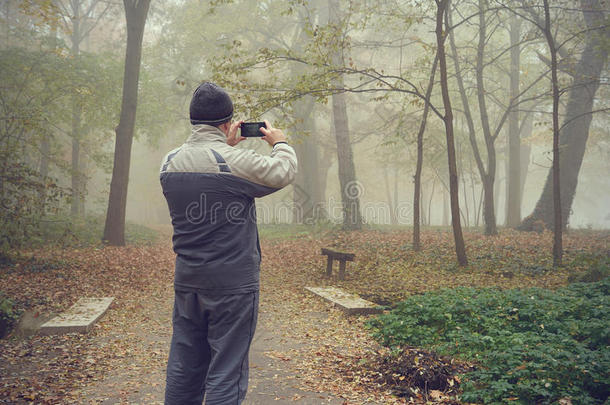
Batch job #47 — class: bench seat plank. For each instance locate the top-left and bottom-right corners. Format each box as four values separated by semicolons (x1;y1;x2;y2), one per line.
320;248;355;261
39;297;114;335
305;287;382;315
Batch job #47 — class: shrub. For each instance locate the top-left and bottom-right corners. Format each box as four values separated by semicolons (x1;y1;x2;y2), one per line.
0;161;66;253
567;253;610;283
0;293;20;339
367;278;610;404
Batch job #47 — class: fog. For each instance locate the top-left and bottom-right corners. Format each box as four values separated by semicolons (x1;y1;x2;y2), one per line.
1;0;608;244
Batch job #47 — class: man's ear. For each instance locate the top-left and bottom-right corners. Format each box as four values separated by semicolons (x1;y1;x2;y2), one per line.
218;122;230;135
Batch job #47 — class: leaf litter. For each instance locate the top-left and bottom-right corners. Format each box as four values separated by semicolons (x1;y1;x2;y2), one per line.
0;227;607;404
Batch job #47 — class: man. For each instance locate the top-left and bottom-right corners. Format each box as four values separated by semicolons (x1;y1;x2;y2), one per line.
160;82;297;404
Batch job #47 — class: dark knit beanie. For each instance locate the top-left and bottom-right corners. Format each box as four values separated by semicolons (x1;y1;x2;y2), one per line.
189;82;234;125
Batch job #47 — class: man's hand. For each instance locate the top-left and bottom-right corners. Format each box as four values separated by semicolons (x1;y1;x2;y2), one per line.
226;120;246;146
260;120;287;147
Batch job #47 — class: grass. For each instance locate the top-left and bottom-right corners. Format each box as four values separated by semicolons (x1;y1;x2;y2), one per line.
258;222;337;240
35;214;160;248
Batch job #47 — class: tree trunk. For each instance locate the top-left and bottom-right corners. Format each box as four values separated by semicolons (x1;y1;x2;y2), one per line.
469;159;478;227
475;0;497;235
520;149;531;203
328;0;362;230
292;138;322;223
519;0;607;233
505;16;522;227
67;0;108;217
458;142;470;227
78;151;87;215
103;0;151;245
290;8;325;225
39;23;57;215
541;0;562;266
382;164;397;225
70;1;82;217
318;147;332;212
292;96;324;224
449;5;486;232
428;177;436;226
437;0;468;266
393;166;399;224
331;90;362;230
442;189;449;226
413;54;438;250
421;186;427;227
476;186;484;227
494;169;502;224
38;134;51;214
483;177;496;232
519;113;533;202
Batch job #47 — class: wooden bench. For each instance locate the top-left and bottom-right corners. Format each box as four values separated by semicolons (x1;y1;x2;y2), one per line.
321;248;355;280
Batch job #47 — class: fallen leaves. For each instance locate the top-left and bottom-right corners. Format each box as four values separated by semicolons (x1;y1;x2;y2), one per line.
356;346;472;402
0;227;607;404
264;350;292;362
0;236;175;404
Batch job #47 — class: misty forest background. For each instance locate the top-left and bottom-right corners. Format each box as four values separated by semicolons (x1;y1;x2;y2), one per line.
0;0;609;403
1;0;608;255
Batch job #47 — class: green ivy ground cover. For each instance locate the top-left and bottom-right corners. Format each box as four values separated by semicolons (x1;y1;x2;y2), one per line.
367;278;610;404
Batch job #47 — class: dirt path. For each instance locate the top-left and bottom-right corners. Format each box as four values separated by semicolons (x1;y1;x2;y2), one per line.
77;289;346;404
1;238;397;404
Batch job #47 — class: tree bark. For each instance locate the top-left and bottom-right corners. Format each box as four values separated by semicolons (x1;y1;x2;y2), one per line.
38;134;51;214
67;0;109;217
318;147;333;213
328;0;362;230
515;112;532;212
70;0;82;217
39;23;58;214
449;5;487;233
292;97;324;223
103;0;151;245
437;0;468;266
505;16;522;227
475;0;497;235
290;7;325;224
413;54;438;250
331;89;362;230
519;0;608;233
382;164;397;224
541;0;562;266
78;151;87;215
428;177;436;226
458;141;470;227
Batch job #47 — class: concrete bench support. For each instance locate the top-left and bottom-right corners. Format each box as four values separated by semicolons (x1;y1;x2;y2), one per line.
39;297;114;335
305;287;382;315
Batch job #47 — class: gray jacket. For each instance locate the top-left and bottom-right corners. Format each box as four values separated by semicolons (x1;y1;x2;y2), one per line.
160;124;297;294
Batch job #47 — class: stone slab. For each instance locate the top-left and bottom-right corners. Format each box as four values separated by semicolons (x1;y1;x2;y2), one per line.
39;297;114;335
305;287;382;315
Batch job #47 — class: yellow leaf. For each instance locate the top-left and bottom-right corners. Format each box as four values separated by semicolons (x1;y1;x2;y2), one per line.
429;390;443;399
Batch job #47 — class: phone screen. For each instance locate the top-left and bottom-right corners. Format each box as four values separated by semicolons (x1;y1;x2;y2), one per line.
241;122;265;137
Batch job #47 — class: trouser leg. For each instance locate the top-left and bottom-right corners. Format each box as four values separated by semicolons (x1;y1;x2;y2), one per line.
165;291;210;405
204;291;259;405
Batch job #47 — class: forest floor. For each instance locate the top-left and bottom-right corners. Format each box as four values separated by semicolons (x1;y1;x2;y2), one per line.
0;225;607;404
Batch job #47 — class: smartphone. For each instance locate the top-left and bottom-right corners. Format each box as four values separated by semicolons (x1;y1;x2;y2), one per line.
240;122;266;137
